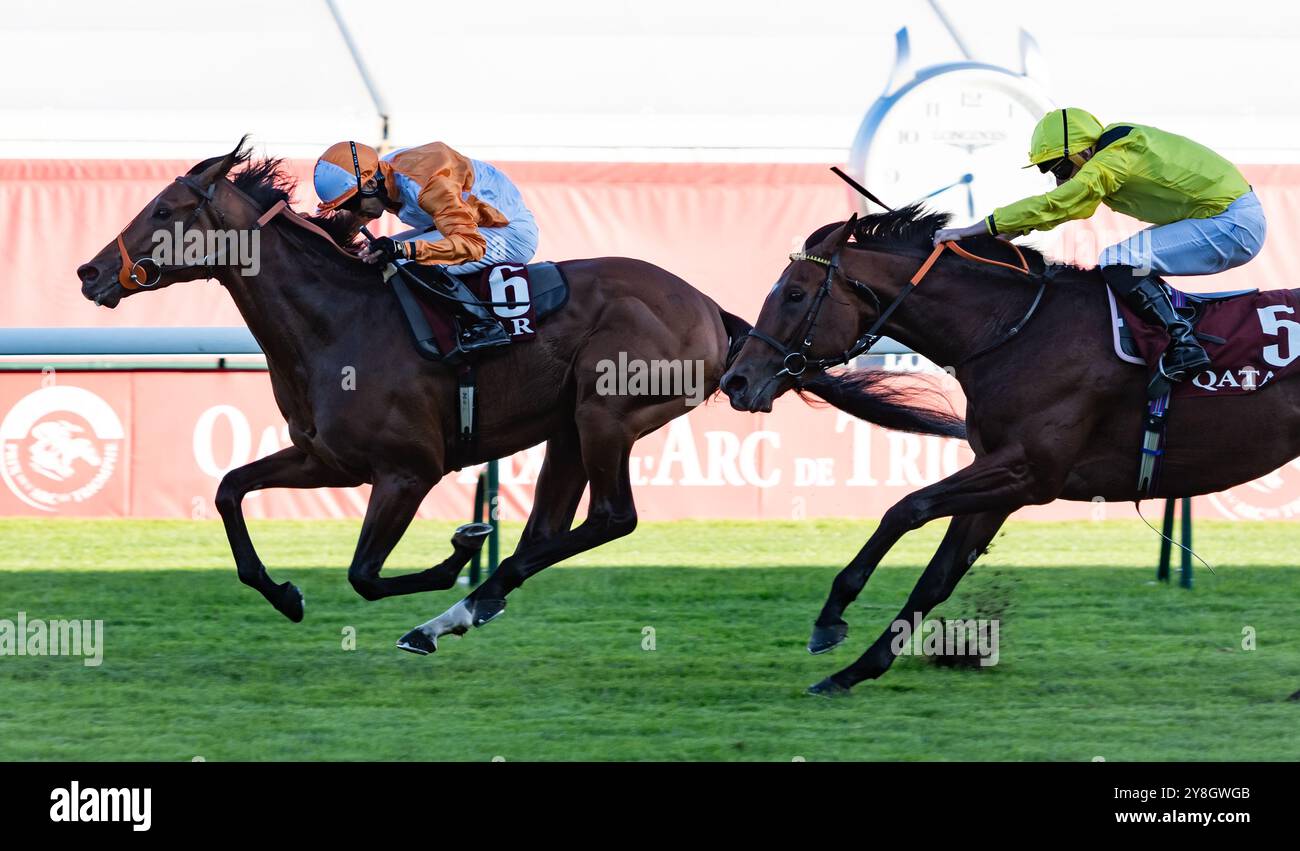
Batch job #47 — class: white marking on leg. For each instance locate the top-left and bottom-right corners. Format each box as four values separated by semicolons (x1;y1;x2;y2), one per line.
419;598;476;638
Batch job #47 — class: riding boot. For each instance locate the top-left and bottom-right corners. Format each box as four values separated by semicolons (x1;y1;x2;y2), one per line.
1101;264;1211;381
424;265;511;352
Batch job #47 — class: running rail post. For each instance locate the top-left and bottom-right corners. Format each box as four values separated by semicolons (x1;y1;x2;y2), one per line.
486;460;500;576
469;471;486;586
1156;498;1193;590
1157;498;1175;582
468;460;500;585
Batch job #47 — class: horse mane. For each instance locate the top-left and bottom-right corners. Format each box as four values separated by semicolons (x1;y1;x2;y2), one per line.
806;203;1081;280
194;139;365;254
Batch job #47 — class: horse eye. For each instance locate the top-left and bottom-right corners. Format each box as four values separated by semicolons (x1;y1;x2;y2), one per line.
153;205;172;220
787;288;805;303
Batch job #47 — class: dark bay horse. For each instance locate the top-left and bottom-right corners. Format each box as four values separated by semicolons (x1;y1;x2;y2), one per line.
75;140;964;658
722;205;1300;695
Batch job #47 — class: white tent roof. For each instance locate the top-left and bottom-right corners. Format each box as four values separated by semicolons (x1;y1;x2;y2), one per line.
4;0;1299;162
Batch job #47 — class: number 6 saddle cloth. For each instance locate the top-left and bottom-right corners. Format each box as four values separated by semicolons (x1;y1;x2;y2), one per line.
389;261;570;363
1109;283;1300;399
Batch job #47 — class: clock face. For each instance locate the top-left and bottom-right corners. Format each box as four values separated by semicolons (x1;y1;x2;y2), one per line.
852;68;1056;231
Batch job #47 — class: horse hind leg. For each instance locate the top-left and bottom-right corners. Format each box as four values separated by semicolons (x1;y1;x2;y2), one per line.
388;430;587;629
397;428;591;654
397;413;636;655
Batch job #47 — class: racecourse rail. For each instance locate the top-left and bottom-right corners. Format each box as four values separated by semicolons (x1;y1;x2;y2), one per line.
0;328;919;368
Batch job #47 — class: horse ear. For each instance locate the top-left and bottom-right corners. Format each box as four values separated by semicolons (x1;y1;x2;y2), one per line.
188;134;252;186
837;213;859;248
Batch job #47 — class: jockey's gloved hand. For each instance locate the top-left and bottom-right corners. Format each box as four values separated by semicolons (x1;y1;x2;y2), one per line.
370;237;410;264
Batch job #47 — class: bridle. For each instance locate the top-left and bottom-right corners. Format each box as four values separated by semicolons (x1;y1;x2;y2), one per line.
746;219;1043;383
745;215;882;379
114;174;228;290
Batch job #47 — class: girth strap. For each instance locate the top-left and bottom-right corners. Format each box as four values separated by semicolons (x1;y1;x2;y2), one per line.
458;364;478;446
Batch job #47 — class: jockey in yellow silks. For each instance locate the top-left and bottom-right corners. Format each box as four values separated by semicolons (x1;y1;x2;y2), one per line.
314;140;540;351
935;108;1266;383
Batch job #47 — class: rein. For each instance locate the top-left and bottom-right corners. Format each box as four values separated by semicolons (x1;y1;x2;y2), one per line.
747;233;1046;382
115;175;228;290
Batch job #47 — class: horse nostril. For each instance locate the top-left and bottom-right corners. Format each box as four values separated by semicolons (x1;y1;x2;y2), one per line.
722;372;748;397
77;264;101;285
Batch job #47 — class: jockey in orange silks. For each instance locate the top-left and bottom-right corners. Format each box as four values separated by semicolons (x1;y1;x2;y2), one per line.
314;140;539;351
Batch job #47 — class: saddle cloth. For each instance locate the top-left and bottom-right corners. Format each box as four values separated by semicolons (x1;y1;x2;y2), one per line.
389;261;570;362
1109;283;1300;398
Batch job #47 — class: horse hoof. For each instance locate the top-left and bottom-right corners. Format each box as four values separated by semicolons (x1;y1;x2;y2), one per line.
806;677;852;698
472;599;507;627
808;622;848;655
452;522;493;552
396;628;437;656
276;582;305;623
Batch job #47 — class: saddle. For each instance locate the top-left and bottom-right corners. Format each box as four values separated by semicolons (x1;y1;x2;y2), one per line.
387;260;570;366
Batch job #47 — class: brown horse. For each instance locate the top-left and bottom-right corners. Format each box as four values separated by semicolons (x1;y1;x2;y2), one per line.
75;140;965;657
722;205;1300;695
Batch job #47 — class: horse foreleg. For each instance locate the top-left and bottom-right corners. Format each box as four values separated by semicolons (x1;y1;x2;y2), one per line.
810;509;1011;695
810;448;1031;653
215;446;362;621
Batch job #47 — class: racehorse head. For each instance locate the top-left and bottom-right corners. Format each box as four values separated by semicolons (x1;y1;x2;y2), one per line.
76;136;268;308
721;217;873;412
723;203;1045;416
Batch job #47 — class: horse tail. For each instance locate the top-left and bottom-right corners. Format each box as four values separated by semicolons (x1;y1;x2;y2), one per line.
799;369;967;440
717;308;753;368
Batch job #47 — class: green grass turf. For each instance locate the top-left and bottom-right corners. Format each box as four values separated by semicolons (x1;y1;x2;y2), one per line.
0;517;1295;761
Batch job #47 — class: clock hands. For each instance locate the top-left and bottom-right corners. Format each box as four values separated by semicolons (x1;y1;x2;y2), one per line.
919;172;973;201
916;173;976;217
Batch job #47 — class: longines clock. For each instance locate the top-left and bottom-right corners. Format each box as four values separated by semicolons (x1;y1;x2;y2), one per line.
849;28;1056;228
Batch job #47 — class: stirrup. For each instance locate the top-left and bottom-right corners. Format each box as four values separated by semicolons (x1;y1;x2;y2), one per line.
457;321;511;352
1147;361;1175;399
